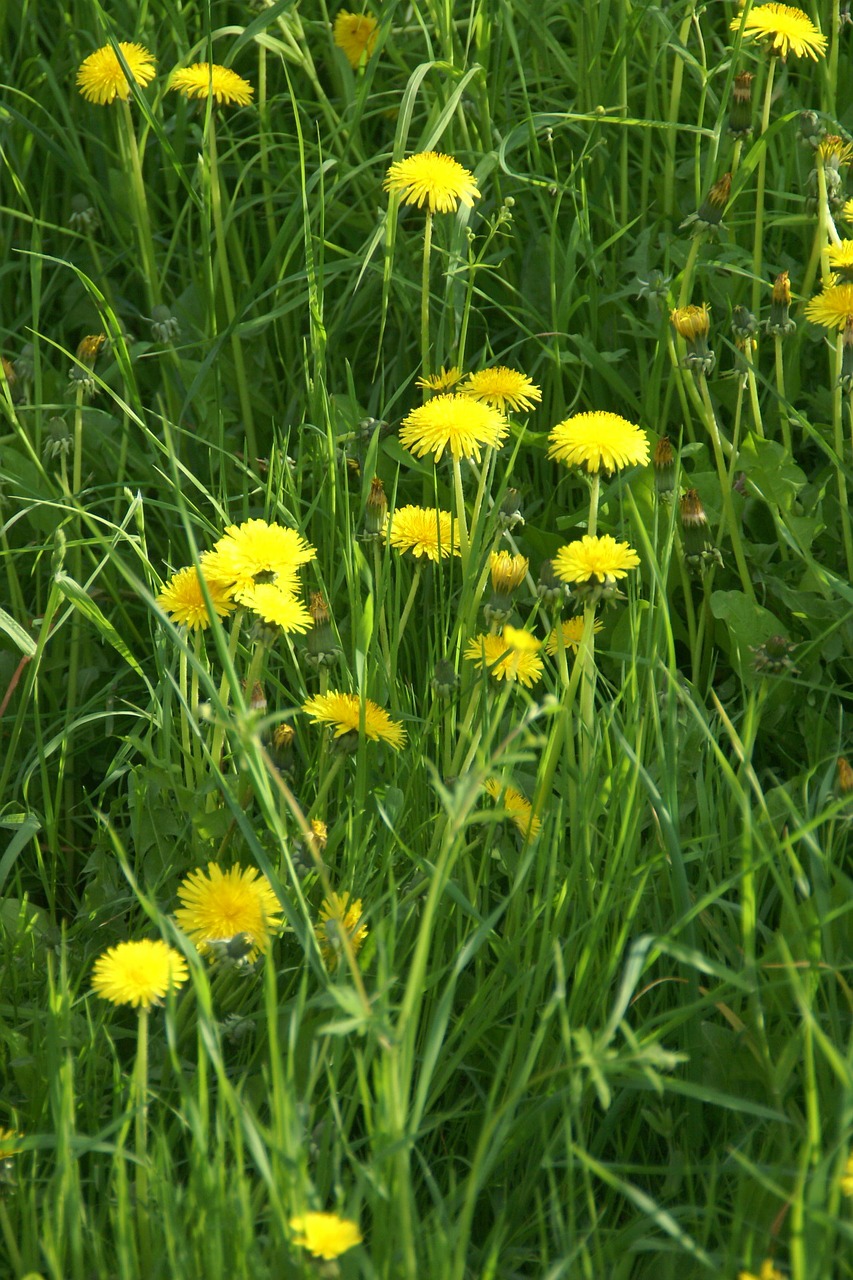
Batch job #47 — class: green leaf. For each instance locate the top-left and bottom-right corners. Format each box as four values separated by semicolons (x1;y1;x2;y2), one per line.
0;607;36;656
54;572;144;678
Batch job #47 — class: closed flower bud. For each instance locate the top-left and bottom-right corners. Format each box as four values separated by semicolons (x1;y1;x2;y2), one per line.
798;110;825;149
485;551;529;625
767;271;796;336
653;435;677;501
727;72;754;138
680;488;723;574
69;193;99;233
150;305;180;343
272;722;296;772
751;634;799;676
681;173;732;235
305;592;340;668
536;558;570;609
76;333;106;367
671;304;716;375
498;487;524;530
431;658;460;699
837;756;853;795
363;476;388;539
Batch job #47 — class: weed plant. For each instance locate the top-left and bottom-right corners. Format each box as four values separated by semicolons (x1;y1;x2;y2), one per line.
0;0;852;1277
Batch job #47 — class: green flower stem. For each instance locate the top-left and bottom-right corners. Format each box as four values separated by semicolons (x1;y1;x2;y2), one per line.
751;56;776;317
773;334;792;456
0;1201;23;1275
256;43;277;247
420;210;434;384
741;342;764;441
451;456;471;577
309;751;345;819
207;608;245;800
206;115;258;466
179;644;194;792
373;541;393;687
133;1006;151;1273
663;4;696;220
831;335;853;580
118;101;160;314
676;235;702;311
577;604;599;773
396;558;424;650
698;376;755;602
587;469;601;536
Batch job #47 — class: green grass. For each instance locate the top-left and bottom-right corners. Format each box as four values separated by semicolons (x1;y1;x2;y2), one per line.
1;0;852;1276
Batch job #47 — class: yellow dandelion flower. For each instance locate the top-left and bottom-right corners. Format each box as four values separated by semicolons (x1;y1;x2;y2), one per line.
303;691;406;749
460;367;542;413
156;565;236;630
817;135;853;167
826;240;853;279
333;10;379;68
384;151;480;214
240;583;313;633
399;393;508;463
416;365;463;392
547;410;649;474
804;281;853;330
77;42;156;105
0;1128;22;1161
544;615;604;655
386;505;460;560
489;550;528;594
169;63;253;106
730;2;827;59
203;519;316;602
738;1262;785;1280
76;333;107;365
91;939;189;1009
175;863;283;962
289;1211;363;1260
843;199;853;222
315;892;368;967
670;303;711;342
553;534;640;585
464;629;543;687
484;777;542;840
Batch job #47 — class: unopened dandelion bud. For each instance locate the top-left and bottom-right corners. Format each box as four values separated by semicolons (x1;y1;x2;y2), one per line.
680;488;722;574
431;658;460;699
837;756;853;795
751;634;799;676
363;476;388;539
246;681;267;714
76;333;106;367
497;487;524;530
732;305;758;343
681;173;732;235
0;356;16;391
43;417;73;463
305;592;340;668
727;72;754;138
842;0;853;27
653;435;677;501
798;110;825;149
150;304;180;343
670;304;715;375
69;194;99;233
536;558;570;609
767;271;796;336
14;344;34;382
485;550;528;625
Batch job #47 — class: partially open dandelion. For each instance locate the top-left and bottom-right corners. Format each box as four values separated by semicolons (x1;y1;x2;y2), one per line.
485;550;529;623
547;410;649;474
289;1211;363;1260
156;565;236;630
553;535;640;606
386;505;460;560
175;863;283;962
730;3;827;60
384;151;480;214
333;10;379;68
737;1262;785;1280
399;394;508;463
670;303;715;375
840;1151;853;1195
77;42;156;105
169;63;254;106
484;778;541;840
804;281;853;330
203;519;316;602
92;939;189;1009
416;365;463;392
460;367;542;413
544;615;604;655
464;628;543;687
303;691;406;749
315;892;369;967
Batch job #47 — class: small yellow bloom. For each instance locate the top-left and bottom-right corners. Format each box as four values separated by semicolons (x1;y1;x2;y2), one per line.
730;3;827;60
670;303;711;342
399;393;508;463
384;151;480;214
203;519;316;602
484;777;541;840
738;1261;785;1280
840;1150;853;1196
240;583;313;633
804;281;853;330
289;1211;363;1260
0;1128;22;1161
826;240;853;279
490;550;528;595
303;691;406;749
386;505;460;560
333;10;379;69
169;63;254;106
843;199;853;222
416;365;463;392
175;863;283;962
544;615;604;655
464;629;543;687
92;939;189;1009
547;410;649;475
553;534;640;585
156;565;236;630
77;42;156;105
460;366;542;413
817;135;853;167
315;892;368;967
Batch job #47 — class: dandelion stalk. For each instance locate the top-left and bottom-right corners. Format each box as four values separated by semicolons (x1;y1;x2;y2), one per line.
773;334;792;455
451;457;471;575
751;56;777;317
831;334;853;579
420;209;434;384
133;1005;151;1272
118;100;160;314
697;376;755;601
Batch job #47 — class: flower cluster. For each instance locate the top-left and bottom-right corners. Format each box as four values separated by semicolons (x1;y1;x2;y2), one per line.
78;45;253;107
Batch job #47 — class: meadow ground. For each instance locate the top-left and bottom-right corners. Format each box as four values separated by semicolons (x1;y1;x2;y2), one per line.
0;1;852;1276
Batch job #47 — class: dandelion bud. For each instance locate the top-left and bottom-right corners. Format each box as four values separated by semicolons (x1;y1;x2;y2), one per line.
150;305;180;343
732;305;758;343
751;634;799;676
766;271;796;337
43;416;73;464
272;722;296;773
681;173;732;236
653;435;677;501
431;658;460;699
837;757;853;795
1;356;17;392
670;304;715;376
76;333;106;367
363;476;388;539
246;681;267;714
727;72;754;138
305;592;340;668
497;487;524;530
680;488;723;575
536;558;570;609
485;550;528;625
14;343;34;383
69;193;99;233
798;110;825;149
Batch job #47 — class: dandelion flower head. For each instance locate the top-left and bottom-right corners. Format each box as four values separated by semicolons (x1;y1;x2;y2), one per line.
240;583;313;633
175;863;283;962
77;42;156;105
315;892;369;967
826;241;853;278
737;1262;785;1280
399;394;508;463
730;3;827;60
460;367;542;413
386;505;460;560
333;10;379;68
92;939;189;1009
544;615;604;655
548;410;649;474
384;151;480;214
484;778;542;840
804;281;853;330
203;519;316;602
303;691;406;749
464;628;543;687
289;1211;363;1260
553;534;640;585
156;565;236;631
416;365;463;392
169;63;254;106
0;1128;22;1162
840;1151;853;1197
490;550;528;594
